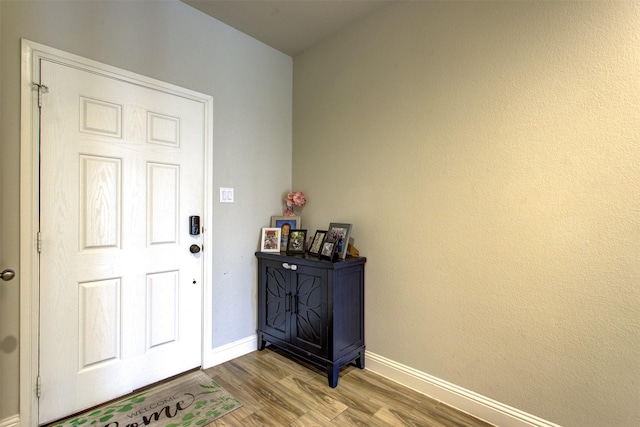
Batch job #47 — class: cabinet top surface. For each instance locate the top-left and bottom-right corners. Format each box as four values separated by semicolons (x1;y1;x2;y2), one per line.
255;251;366;268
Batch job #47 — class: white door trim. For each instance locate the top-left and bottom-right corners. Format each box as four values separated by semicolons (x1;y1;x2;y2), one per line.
19;39;214;426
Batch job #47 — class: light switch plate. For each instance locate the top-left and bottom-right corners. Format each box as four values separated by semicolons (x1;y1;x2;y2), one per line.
220;187;234;203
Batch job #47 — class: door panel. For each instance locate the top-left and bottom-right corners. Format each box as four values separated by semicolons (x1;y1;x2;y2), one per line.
147;270;179;348
291;267;328;356
79;155;122;249
38;59;204;424
148;163;179;244
78;278;121;368
263;264;289;341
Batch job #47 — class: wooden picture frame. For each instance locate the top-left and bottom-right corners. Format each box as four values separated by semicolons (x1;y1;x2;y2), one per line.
271;216;300;251
326;223;352;259
286;229;307;255
308;230;327;256
260;227;281;252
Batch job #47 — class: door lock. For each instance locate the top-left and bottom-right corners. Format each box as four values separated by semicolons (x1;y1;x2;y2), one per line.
189;216;200;235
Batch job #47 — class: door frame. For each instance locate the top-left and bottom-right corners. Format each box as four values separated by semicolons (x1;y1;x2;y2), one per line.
19;39;214;426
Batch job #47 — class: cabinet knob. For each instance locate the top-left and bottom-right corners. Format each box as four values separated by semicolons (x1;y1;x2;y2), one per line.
282;263;297;271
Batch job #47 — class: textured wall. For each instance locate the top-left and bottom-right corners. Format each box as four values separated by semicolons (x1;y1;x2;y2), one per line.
293;2;640;426
0;0;291;421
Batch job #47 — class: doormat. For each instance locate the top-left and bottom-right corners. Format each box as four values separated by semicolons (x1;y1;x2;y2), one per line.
48;370;242;427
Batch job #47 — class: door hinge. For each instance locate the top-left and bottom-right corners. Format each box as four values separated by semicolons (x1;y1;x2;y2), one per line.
37;232;42;253
36;375;42;398
33;83;49;108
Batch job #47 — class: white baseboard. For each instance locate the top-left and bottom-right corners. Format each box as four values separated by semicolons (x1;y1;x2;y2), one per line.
0;415;20;427
203;334;257;369
366;351;562;427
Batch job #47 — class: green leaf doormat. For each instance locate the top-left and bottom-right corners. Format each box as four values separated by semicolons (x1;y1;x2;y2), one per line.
47;370;241;427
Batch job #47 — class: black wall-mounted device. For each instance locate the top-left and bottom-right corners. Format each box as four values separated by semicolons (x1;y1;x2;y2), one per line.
190;216;200;235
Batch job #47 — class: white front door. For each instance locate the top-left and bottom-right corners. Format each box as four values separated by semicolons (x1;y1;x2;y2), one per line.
38;58;205;424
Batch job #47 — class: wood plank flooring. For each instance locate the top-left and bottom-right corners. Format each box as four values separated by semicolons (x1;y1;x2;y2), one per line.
204;347;495;427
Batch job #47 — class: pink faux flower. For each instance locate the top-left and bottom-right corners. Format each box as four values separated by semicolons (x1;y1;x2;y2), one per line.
283;191;306;216
286;191;306;207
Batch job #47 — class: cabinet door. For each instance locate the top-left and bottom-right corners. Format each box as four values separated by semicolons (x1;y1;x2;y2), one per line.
262;262;290;341
290;265;328;357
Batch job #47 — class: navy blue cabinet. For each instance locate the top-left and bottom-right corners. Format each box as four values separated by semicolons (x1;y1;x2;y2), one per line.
256;252;366;387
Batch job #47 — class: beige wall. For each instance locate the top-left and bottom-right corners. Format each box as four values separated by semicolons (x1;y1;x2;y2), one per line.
293;2;639;427
0;0;291;422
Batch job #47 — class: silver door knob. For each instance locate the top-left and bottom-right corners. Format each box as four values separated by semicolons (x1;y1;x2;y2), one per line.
1;269;15;281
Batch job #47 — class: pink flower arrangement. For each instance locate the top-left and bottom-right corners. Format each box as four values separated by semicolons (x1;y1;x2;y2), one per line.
284;191;306;216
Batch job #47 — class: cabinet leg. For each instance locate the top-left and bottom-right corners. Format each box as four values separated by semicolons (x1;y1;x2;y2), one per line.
257;333;267;351
328;366;339;388
355;351;365;369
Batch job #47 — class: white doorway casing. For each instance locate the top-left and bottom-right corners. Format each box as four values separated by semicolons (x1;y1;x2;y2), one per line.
20;40;214;426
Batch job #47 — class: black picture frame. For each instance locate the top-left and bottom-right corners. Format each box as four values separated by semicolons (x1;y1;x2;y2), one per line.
286;229;307;255
326;223;352;259
320;241;336;260
308;230;327;256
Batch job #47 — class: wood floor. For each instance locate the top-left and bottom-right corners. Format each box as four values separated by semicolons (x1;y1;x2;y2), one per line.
204;347;495;427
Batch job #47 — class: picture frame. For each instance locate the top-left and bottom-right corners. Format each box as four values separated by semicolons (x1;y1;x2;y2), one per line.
286;229;307;255
326;223;352;259
320;241;336;259
260;227;281;252
308;230;327;256
271;216;300;251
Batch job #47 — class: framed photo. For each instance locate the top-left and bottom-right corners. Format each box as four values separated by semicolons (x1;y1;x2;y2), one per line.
286;229;307;255
271;216;300;251
326;223;352;259
320;241;335;259
308;230;327;256
260;227;281;252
